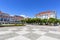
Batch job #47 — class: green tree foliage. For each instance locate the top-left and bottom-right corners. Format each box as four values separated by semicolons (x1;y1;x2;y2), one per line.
48;18;59;25
42;19;48;25
21;18;60;26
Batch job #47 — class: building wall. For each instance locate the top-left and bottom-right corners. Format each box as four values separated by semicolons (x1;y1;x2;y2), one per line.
0;11;24;24
36;11;57;19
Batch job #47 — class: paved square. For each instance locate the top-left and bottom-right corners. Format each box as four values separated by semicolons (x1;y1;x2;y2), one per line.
0;25;60;40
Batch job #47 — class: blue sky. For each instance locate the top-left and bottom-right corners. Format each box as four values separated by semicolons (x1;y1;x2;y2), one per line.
0;0;60;18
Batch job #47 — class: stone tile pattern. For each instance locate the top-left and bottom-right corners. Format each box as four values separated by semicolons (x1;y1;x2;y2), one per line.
0;26;60;40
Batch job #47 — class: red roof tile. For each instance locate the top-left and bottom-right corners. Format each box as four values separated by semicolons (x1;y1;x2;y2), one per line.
36;11;54;16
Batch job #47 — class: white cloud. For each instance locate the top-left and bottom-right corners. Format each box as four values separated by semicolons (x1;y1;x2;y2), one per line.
20;15;29;18
10;15;14;16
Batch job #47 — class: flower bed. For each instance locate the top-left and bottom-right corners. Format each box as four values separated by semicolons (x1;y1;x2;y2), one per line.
0;24;25;27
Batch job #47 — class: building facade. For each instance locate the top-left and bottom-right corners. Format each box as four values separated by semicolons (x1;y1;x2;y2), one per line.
36;11;57;19
0;11;24;24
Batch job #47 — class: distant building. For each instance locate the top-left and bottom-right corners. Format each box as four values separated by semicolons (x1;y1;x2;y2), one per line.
0;11;24;24
36;11;57;19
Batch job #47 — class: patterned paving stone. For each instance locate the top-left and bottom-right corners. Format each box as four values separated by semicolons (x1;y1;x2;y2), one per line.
45;33;60;39
33;31;47;35
16;31;29;35
23;33;41;40
37;36;59;40
7;35;30;40
0;32;19;40
0;25;59;40
0;31;12;35
0;28;9;31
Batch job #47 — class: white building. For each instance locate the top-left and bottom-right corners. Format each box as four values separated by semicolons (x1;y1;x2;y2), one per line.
36;11;57;19
0;11;24;24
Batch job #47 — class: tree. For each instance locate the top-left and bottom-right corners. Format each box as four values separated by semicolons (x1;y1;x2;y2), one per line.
31;18;35;23
48;18;58;26
24;18;42;24
26;18;31;24
34;18;41;24
21;20;26;24
56;19;60;25
59;19;60;24
58;19;60;24
42;19;48;25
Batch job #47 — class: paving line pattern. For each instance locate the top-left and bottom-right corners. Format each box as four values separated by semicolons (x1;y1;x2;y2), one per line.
0;26;60;40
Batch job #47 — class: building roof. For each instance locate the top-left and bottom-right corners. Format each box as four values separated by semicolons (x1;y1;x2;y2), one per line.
0;11;10;16
13;16;24;20
36;11;55;16
0;11;3;14
0;11;24;20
